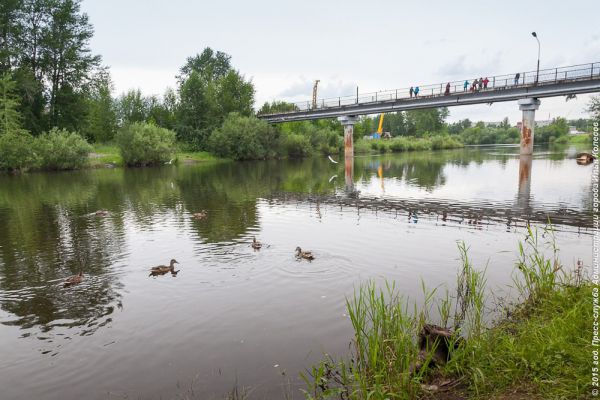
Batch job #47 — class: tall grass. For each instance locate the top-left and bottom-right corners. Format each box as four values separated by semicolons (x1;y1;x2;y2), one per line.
304;227;590;399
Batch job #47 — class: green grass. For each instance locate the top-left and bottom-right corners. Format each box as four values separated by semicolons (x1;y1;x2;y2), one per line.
88;142;224;168
303;227;591;399
568;134;593;144
354;136;463;155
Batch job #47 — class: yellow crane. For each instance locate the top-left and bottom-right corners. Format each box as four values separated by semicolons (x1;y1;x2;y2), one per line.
376;113;384;135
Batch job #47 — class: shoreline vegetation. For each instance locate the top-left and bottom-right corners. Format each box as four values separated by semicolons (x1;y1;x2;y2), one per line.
302;227;590;400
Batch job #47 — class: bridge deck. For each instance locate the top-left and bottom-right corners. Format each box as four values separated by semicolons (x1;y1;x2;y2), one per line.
259;62;600;123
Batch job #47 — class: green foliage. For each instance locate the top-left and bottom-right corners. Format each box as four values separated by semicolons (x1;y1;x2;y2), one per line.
257;101;298;115
208;113;279;160
116;122;176;166
82;68;117;142
459;125;520;145
0;131;36;171
35;127;92;170
176;47;255;150
281;134;311;158
536;117;569;143
355;135;462;154
306;228;589;399
0;73;23;135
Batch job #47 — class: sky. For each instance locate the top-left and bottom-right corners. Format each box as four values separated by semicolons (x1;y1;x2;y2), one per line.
80;0;600;123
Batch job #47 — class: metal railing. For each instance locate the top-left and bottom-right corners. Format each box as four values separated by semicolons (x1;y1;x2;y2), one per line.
259;62;600;115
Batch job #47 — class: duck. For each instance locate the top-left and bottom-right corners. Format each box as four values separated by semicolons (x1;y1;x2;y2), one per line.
295;246;315;261
149;259;179;277
64;271;84;287
192;210;207;220
251;237;262;250
95;210;109;217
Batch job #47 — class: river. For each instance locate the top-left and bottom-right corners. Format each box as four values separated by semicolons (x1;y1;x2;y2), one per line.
0;145;594;399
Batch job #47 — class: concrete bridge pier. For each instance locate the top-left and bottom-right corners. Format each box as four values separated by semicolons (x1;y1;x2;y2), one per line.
338;116;358;193
338;115;358;158
518;98;541;155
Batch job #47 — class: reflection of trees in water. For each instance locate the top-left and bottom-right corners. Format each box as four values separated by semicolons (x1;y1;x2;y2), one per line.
0;172;124;338
2;147;573;336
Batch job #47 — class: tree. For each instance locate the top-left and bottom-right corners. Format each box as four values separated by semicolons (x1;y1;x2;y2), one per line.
117;89;149;126
0;73;23;135
405;108;448;136
0;0;22;73
40;0;100;129
176;47;255;149
258;101;298;115
82;67;117;142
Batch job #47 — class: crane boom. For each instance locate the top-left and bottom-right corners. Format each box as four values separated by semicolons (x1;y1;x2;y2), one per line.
377;113;384;134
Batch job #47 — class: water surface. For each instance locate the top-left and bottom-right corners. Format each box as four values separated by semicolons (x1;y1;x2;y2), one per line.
0;145;594;399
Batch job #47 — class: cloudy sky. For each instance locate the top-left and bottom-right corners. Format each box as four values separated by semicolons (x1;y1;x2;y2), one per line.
81;0;600;123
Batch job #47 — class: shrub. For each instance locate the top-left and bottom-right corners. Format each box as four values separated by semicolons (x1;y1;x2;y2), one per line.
0;131;36;171
35;128;92;170
208;113;279;160
282;134;311;158
116;122;176;166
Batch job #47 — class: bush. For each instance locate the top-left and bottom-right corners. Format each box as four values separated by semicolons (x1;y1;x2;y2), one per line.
208;113;279;160
0;131;36;171
116;122;176;166
282;134;311;158
35;128;92;170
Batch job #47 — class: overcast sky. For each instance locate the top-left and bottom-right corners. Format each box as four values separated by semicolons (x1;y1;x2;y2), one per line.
81;0;600;123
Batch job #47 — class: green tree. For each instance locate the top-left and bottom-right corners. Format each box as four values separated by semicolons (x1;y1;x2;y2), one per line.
117;89;149;125
40;0;100;129
0;73;23;135
176;47;255;149
82;68;117;142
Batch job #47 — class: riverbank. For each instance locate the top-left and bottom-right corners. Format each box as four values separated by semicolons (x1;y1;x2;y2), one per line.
88;143;224;168
304;229;590;399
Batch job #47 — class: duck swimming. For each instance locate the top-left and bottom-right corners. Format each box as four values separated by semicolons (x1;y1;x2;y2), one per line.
64;271;84;287
192;211;207;220
251;237;262;250
295;246;315;261
149;259;179;277
576;152;595;165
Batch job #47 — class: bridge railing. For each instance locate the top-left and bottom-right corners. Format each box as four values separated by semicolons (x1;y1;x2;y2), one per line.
260;62;600;115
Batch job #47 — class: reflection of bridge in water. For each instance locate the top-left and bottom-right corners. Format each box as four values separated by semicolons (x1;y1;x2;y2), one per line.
269;191;593;232
270;154;592;232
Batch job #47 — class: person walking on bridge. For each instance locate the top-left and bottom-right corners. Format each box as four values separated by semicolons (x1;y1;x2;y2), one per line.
409;86;414;98
483;77;489;89
444;82;451;95
463;80;469;91
514;72;520;85
414;86;420;97
478;77;484;91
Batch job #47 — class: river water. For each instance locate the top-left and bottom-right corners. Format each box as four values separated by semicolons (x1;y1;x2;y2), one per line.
0;145;594;399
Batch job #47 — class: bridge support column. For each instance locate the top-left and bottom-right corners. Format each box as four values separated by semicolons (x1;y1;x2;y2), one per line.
518;98;540;155
338;116;358;159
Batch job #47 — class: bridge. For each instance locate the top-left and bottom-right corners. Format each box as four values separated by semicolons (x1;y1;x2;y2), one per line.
258;62;600;156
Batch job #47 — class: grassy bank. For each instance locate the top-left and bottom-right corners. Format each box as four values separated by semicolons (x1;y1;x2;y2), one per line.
354;136;463;155
303;228;590;399
89;143;223;168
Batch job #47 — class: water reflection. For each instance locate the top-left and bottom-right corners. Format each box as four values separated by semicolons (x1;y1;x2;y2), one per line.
0;145;594;398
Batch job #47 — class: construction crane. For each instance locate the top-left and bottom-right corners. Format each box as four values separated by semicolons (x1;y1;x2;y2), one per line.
371;113;391;139
312;80;320;109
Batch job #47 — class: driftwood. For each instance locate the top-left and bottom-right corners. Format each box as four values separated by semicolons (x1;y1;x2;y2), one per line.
410;324;464;375
576;152;595;165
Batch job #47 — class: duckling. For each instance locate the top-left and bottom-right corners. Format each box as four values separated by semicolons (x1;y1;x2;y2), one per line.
251;236;262;250
295;246;315;261
64;271;84;287
149;259;179;277
192;210;207;220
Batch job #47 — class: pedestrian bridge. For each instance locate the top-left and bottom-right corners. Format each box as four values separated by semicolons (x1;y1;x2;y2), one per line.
258;62;600;122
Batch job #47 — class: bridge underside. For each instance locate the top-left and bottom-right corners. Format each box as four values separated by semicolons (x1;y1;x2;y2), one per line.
260;79;600;123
